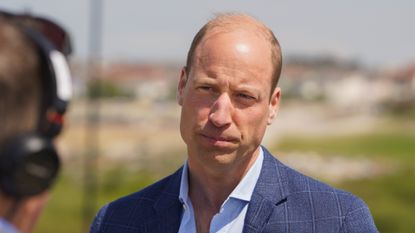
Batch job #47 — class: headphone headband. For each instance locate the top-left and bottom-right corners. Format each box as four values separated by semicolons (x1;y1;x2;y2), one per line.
22;21;72;137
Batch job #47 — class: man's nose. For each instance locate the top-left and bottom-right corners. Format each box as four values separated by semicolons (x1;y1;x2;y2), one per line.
208;93;233;128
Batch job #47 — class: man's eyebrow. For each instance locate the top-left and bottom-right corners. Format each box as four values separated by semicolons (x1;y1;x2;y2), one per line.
235;86;260;93
234;86;263;98
192;75;217;83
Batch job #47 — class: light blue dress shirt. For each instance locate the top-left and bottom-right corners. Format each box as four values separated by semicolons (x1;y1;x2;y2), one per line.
178;148;264;233
0;218;19;233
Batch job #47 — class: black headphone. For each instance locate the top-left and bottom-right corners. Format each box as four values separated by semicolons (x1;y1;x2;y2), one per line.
0;14;72;199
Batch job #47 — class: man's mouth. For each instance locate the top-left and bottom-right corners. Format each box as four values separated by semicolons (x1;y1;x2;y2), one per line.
199;133;239;145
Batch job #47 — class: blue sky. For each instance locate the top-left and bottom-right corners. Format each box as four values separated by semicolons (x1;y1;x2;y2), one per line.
2;0;414;67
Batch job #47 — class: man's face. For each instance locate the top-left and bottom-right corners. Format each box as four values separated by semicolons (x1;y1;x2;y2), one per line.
178;29;281;171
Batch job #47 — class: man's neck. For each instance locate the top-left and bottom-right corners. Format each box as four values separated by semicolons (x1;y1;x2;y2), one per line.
186;147;260;233
0;192;49;233
187;147;260;211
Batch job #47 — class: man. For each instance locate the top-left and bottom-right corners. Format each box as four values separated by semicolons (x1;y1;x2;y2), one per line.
91;13;378;233
0;10;72;233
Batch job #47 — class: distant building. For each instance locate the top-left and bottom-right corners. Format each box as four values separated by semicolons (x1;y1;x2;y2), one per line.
281;56;415;113
100;62;179;103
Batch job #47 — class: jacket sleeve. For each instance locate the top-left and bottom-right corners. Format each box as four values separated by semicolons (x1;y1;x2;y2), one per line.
340;197;378;233
89;204;109;233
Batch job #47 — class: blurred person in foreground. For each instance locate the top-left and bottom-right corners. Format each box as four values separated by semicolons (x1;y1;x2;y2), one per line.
0;9;72;233
91;13;378;233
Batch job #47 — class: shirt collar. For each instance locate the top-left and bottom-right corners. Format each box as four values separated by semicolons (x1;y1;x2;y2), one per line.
228;148;263;201
179;159;190;205
179;147;264;204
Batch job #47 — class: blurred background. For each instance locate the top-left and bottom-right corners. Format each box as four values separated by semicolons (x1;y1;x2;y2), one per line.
1;1;415;232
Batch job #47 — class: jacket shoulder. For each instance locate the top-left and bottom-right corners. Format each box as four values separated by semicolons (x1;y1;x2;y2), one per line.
282;158;370;209
109;168;180;212
261;147;378;232
90;168;182;233
283;160;378;232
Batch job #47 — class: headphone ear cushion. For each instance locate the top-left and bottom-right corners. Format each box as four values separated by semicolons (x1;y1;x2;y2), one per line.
0;135;60;198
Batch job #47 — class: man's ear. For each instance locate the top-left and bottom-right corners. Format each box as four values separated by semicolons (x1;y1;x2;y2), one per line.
267;87;281;125
177;67;188;106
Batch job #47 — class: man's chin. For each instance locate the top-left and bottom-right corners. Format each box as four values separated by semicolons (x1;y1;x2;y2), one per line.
201;143;238;154
199;146;240;164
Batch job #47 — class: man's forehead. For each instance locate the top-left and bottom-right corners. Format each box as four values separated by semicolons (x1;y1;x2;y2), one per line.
193;30;273;73
190;58;272;92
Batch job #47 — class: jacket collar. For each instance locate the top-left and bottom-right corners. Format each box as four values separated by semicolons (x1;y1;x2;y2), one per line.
151;146;289;233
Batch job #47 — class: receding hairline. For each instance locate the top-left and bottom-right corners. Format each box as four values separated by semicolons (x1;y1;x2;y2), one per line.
204;13;274;35
185;13;283;92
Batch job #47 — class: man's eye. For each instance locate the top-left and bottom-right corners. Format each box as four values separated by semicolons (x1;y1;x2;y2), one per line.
237;93;255;100
198;86;212;91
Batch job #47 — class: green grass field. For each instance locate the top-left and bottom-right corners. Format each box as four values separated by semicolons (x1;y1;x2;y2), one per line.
34;118;415;233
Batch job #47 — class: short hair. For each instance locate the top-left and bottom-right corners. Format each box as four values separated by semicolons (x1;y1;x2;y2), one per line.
0;18;42;143
185;13;282;93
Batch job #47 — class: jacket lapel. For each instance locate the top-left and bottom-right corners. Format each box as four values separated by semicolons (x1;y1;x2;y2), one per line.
243;147;289;233
149;149;290;233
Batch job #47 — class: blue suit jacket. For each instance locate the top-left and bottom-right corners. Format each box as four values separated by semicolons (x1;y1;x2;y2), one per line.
90;147;378;233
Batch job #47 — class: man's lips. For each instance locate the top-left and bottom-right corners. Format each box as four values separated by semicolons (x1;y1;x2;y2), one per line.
199;133;239;144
